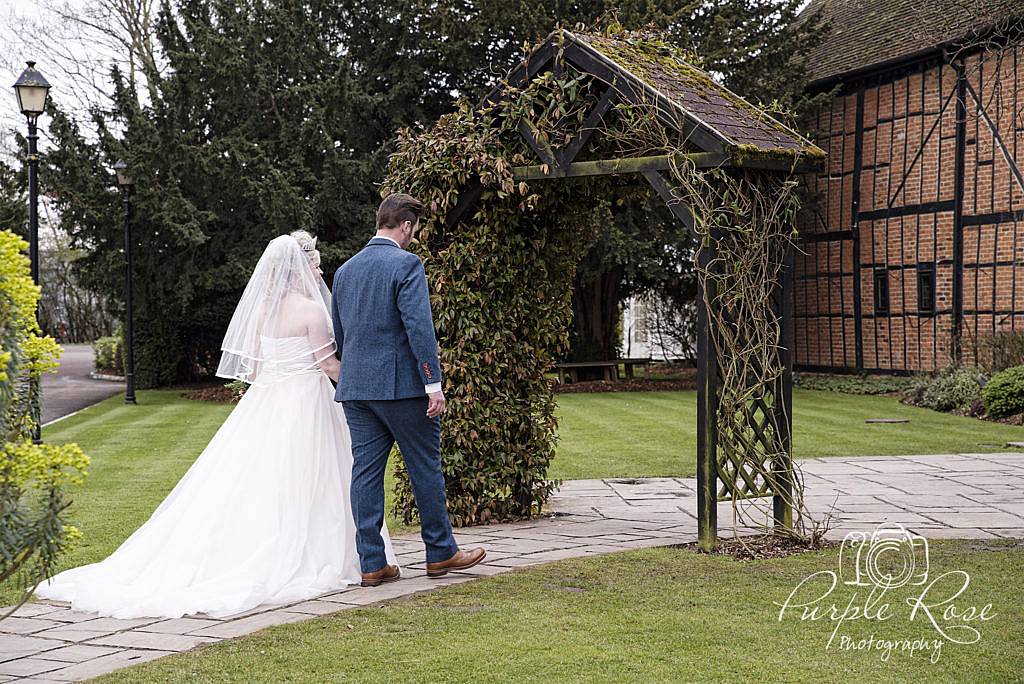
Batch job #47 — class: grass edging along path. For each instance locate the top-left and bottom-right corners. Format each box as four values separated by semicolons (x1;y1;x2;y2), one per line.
96;541;1023;683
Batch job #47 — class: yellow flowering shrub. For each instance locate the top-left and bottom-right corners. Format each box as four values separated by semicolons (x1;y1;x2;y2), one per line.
0;231;42;332
0;230;89;613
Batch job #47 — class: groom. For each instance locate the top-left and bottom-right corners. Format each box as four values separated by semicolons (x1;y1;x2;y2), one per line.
332;193;486;587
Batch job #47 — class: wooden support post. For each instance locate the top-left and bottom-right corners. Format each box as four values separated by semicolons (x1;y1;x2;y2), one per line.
696;242;719;551
773;242;795;533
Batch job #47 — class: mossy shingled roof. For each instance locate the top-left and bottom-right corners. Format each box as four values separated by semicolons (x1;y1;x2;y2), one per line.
799;0;1022;86
568;31;823;159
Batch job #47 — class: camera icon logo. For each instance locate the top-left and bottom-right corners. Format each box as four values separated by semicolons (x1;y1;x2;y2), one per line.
839;523;930;589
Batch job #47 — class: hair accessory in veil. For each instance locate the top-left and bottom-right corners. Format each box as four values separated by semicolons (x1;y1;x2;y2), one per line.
290;230;321;269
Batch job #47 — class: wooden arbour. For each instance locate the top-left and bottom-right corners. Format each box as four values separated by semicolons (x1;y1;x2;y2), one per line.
444;30;825;549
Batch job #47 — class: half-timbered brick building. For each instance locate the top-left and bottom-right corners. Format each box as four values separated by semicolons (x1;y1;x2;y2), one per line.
796;0;1024;372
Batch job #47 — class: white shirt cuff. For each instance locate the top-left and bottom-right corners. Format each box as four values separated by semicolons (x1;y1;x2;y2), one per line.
425;382;442;394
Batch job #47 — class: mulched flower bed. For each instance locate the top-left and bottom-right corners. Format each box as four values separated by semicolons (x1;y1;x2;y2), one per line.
673;536;836;560
555;365;696;393
181;384;238;404
555;378;696;393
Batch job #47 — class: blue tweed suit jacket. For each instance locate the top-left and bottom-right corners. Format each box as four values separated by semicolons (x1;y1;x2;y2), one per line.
331;237;442;401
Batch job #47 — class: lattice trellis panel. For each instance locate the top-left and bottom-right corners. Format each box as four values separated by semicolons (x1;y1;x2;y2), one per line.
700;242;794;505
715;386;786;501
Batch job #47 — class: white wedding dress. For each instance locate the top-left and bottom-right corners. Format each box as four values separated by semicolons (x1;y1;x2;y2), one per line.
38;236;394;619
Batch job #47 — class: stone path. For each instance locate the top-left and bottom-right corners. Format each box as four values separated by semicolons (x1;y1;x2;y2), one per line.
2;452;1023;681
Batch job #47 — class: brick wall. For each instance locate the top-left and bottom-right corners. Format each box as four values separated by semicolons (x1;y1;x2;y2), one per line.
796;42;1024;372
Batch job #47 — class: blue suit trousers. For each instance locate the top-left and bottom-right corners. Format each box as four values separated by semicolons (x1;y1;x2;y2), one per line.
342;398;458;572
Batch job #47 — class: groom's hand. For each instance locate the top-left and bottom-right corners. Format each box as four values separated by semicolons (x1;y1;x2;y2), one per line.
426;390;446;418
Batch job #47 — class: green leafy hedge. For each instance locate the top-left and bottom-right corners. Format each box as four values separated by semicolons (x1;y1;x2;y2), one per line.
982;365;1024;419
92;333;124;375
380;75;618;525
902;367;983;413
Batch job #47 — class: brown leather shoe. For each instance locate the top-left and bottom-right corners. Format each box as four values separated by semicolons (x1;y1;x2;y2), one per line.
426;548;486;578
361;564;401;587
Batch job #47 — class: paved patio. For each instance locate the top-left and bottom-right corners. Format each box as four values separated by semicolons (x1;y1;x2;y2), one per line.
1;451;1023;681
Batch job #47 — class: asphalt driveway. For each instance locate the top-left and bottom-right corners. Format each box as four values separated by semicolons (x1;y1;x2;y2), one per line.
41;343;124;424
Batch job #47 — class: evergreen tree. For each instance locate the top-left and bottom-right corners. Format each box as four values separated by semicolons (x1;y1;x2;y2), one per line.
47;0;381;385
0;156;27;236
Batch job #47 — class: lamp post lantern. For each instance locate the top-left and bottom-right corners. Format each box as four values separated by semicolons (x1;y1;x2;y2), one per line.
13;61;51;442
13;61;50;287
113;159;137;405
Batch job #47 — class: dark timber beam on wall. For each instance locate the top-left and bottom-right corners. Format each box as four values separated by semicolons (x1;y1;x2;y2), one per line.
963;209;1024;226
799;230;854;243
964;78;1024;196
885;87;958;209
952;61;967;363
851;88;866;369
859;200;956;221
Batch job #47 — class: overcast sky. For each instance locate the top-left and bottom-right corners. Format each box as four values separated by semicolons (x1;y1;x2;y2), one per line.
1;0;97;150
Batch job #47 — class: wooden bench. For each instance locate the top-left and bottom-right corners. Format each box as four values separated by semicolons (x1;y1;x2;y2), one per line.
555;358;652;384
619;357;652;380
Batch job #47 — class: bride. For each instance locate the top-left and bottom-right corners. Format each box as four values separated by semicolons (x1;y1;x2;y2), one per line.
37;232;394;619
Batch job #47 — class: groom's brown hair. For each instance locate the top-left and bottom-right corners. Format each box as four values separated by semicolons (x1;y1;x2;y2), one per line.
377;193;424;230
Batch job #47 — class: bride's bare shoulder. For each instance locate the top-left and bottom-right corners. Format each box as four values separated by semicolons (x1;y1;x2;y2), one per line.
283;292;325;318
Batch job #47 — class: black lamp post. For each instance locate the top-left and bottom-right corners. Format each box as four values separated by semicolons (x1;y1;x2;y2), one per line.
113;159;137;405
13;61;51;442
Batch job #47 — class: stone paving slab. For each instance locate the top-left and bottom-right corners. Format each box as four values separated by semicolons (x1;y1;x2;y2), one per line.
1;452;1022;681
31;645;120;664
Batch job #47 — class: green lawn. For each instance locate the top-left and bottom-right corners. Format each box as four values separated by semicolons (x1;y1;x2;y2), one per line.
98;540;1023;683
20;388;1024;681
552;389;1024;479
